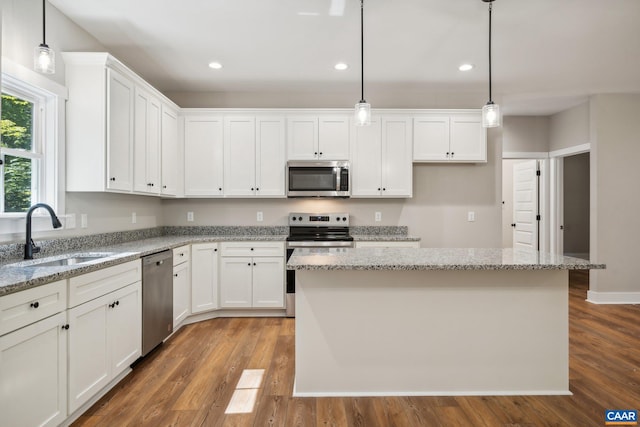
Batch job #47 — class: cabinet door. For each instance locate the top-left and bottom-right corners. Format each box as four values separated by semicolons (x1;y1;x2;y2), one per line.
133;88;161;194
224;116;257;196
184;115;224;196
318;116;350;160
108;282;142;377
68;295;110;413
173;262;190;328
450;114;487;162
351;118;382;197
256;117;286;197
191;243;219;313
382;117;413;197
161;104;179;196
287;117;318;160
252;257;284;308
220;257;253;308
413;115;450;161
0;312;67;427
106;68;134;192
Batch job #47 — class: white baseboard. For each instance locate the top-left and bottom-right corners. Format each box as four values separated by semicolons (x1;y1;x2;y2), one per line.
292;388;572;397
587;290;640;304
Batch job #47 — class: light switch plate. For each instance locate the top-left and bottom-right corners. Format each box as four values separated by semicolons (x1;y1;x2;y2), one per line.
80;214;88;228
467;211;476;222
375;212;382;222
187;211;194;222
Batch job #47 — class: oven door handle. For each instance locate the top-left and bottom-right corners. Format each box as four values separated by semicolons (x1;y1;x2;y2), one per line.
286;241;354;248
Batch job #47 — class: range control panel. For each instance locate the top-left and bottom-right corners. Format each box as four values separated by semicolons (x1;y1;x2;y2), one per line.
289;212;350;227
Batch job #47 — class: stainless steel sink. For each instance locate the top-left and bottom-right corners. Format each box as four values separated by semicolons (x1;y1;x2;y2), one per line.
12;253;117;268
30;255;109;267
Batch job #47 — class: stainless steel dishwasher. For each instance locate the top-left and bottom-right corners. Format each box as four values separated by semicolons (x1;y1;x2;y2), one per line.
141;250;173;356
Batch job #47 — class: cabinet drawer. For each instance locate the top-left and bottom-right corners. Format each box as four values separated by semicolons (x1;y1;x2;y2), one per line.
173;245;191;266
68;260;141;308
0;280;67;336
220;241;284;257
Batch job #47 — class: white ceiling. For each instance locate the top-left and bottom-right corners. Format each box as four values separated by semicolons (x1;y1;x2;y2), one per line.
49;0;640;115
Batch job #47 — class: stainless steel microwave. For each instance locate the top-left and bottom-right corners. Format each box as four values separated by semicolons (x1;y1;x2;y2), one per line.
286;160;350;198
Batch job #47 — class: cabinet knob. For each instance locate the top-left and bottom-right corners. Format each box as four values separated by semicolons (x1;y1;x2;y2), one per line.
256;187;259;191
30;301;40;309
163;185;167;189
214;248;218;252
253;262;256;266
451;152;454;157
314;152;318;156
383;188;386;191
378;188;381;191
511;223;516;228
61;324;69;330
110;177;116;181
116;301;119;306
250;248;254;251
219;187;222;191
319;152;323;156
174;273;178;277
251;188;254;191
247;263;251;266
446;152;450;157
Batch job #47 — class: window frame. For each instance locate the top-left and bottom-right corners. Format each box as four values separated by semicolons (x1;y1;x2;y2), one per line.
0;58;67;234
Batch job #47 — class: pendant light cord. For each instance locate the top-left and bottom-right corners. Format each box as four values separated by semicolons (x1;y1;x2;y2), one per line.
42;0;47;45
360;0;365;103
488;1;493;103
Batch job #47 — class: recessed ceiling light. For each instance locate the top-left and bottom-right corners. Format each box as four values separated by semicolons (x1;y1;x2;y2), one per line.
334;63;348;71
458;63;474;71
208;62;222;69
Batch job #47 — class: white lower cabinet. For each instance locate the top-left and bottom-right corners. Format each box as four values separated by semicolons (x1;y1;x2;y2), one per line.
191;243;220;313
173;245;191;328
0;311;68;427
220;242;285;309
67;282;141;413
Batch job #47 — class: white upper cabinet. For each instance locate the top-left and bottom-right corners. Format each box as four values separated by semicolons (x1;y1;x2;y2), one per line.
287;115;350;160
413;111;486;163
351;116;412;198
160;104;179;196
224;116;256;196
133;87;161;194
64;52;180;194
183;114;224;196
256;117;286;196
224;116;286;197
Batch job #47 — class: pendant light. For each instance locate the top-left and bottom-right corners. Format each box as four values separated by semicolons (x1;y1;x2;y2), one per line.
354;0;371;126
34;0;55;74
481;0;500;128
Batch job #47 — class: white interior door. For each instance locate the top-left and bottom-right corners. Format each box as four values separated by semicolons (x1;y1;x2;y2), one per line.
513;160;539;250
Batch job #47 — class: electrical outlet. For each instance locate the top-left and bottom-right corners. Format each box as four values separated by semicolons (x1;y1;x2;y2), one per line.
257;211;264;222
375;212;382;222
132;212;137;224
187;211;194;222
467;211;476;222
81;214;88;228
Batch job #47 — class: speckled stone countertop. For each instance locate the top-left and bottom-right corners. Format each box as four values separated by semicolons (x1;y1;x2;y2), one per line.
287;247;606;271
350;226;419;242
0;234;286;297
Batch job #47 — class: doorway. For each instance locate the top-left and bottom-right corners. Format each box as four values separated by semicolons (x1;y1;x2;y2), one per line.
561;153;590;259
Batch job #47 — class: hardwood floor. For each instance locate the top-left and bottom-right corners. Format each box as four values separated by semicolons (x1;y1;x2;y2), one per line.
72;271;640;427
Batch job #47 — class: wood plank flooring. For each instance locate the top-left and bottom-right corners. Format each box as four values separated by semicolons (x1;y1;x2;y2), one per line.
72;271;640;426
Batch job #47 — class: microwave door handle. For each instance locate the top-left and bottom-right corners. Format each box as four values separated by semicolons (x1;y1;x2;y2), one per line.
335;167;341;191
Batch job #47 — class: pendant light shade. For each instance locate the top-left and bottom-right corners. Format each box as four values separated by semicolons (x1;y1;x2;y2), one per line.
481;0;499;128
354;0;371;126
34;0;55;74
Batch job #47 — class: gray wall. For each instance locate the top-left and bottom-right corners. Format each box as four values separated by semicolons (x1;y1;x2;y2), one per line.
563;153;589;257
550;102;590;152
590;94;640;295
502;116;549;153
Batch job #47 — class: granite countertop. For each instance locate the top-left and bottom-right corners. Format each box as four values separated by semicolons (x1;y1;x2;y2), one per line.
287;247;606;271
351;235;421;242
0;234;287;296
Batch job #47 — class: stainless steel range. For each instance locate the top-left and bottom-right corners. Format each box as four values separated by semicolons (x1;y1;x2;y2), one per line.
285;212;354;317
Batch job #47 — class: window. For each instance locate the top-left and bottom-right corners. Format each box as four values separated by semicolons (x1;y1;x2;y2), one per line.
0;59;65;226
1;89;43;213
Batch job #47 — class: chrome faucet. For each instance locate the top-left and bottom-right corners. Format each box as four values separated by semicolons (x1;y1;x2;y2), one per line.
24;203;62;260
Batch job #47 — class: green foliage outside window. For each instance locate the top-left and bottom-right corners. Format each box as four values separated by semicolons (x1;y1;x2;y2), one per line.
1;94;34;212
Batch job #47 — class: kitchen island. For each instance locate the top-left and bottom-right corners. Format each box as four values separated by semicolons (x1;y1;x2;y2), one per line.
287;247;604;397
